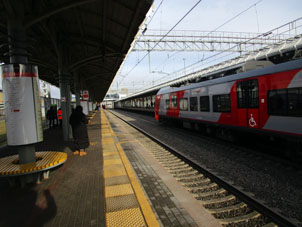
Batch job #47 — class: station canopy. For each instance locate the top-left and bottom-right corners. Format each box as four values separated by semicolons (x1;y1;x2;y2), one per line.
0;0;153;101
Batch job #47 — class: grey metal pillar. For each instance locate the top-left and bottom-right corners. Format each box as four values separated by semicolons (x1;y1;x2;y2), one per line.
74;72;81;106
59;74;72;141
75;89;81;107
7;5;35;164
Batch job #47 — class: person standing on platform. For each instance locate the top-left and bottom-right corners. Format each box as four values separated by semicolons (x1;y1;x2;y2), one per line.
57;108;62;126
46;106;56;128
69;105;90;156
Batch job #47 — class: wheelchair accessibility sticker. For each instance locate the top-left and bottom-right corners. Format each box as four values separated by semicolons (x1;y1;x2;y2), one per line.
249;114;257;127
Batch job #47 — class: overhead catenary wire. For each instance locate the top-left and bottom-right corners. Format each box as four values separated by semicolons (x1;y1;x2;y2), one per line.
119;0;203;86
154;16;302;86
117;0;165;86
208;0;263;34
143;0;164;33
172;0;266;75
153;0;264;78
178;17;302;76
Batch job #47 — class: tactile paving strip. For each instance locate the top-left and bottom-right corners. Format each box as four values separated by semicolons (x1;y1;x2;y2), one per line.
106;194;139;212
103;159;123;166
103;166;126;178
103;152;119;157
105;175;130;186
105;184;134;198
106;208;146;227
101;110;158;227
102;138;115;144
103;154;120;160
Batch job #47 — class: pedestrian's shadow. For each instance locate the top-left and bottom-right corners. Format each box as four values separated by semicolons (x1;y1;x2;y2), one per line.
0;185;57;227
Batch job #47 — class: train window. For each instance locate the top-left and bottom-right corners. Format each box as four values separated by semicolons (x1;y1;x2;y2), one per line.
268;89;287;115
200;96;210;112
268;88;302;117
237;79;258;108
213;94;231;112
179;98;188;111
171;94;177;108
165;99;170;110
190;97;198;111
288;88;302;116
248;80;259;108
237;82;246;108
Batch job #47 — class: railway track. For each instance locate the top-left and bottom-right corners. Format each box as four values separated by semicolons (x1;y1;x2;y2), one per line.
107;110;298;227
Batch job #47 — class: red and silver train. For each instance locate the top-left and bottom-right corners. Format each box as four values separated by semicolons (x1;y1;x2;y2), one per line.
154;59;302;140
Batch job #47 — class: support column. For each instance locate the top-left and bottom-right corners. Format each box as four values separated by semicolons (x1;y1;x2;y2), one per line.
59;74;72;141
3;2;39;165
74;72;81;106
76;92;81;106
87;99;90;114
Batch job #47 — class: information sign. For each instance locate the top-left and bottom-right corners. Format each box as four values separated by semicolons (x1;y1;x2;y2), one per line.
83;90;89;100
1;64;43;145
80;101;89;115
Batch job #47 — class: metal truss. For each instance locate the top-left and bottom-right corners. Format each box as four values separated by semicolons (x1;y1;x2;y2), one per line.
132;30;291;53
171;35;302;86
125;18;302;98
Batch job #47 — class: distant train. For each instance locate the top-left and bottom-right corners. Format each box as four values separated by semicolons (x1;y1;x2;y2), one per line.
154;59;302;141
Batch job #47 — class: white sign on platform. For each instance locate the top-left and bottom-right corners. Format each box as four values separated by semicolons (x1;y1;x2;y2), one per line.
2;64;43;145
88;102;93;112
80;101;88;115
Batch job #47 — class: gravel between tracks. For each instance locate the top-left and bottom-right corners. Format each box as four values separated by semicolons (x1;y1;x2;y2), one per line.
110;110;302;226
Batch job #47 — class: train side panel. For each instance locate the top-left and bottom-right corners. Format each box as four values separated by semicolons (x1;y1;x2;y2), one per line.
155;66;302;138
262;69;302;135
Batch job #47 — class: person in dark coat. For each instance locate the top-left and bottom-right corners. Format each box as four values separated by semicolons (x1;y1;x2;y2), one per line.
69;105;89;156
46;106;56;128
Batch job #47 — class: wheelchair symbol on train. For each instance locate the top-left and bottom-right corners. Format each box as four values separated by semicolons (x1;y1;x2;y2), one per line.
249;114;257;127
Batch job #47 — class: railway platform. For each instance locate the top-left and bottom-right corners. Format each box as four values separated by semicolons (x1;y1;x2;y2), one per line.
0;110;220;227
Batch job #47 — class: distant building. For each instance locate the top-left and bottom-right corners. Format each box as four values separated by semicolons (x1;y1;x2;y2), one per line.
119;94;127;99
120;88;129;96
101;93;119;109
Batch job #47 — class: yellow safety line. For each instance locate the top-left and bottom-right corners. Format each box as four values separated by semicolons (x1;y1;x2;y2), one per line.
102;110;159;227
119;140;138;144
116;143;159;227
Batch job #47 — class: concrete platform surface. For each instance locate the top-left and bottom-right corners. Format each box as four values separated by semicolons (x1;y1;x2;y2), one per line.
0;110;221;227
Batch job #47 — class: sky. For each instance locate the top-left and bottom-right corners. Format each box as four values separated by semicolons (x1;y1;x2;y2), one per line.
108;0;302;95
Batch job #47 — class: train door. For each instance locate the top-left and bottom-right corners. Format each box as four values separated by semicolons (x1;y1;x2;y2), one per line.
170;93;178;117
236;79;259;128
154;95;162;120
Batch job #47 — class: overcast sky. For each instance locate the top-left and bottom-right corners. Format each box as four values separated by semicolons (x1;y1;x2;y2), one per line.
110;0;302;94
